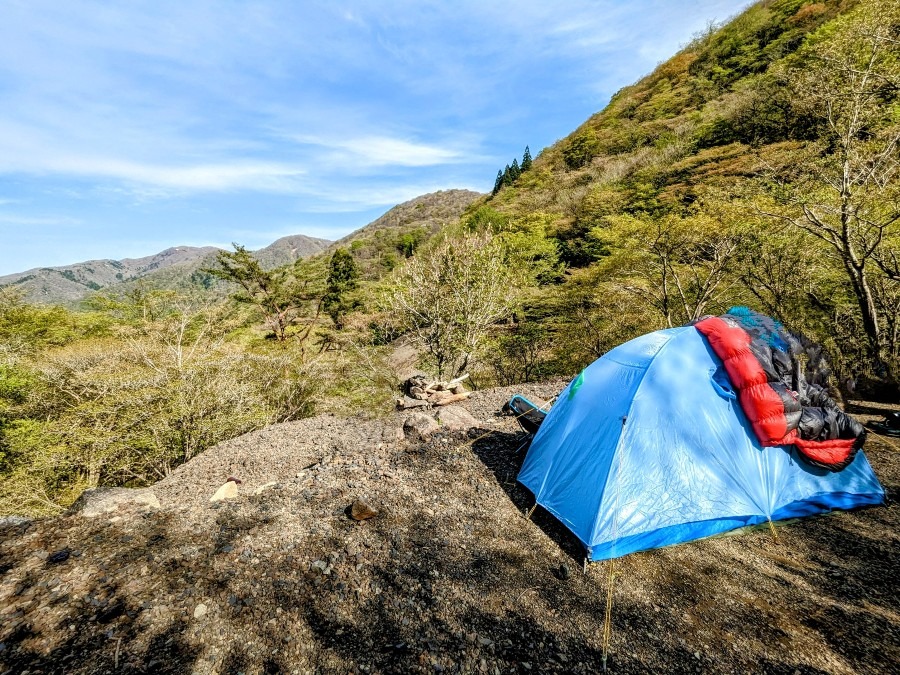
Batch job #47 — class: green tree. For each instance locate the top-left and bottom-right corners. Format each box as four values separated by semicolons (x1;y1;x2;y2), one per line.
510;158;521;181
205;244;322;343
760;1;900;375
521;145;533;171
492;170;504;195
604;208;747;327
323;248;361;329
384;233;516;379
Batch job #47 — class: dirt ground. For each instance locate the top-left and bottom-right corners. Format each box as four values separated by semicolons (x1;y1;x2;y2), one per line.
1;385;897;674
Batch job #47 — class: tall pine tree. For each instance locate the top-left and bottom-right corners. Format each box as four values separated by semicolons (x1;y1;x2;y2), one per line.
492;169;503;195
510;158;521;181
521;146;532;171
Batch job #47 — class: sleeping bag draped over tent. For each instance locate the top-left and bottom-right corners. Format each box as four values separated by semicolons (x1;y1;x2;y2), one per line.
517;316;884;562
695;308;865;471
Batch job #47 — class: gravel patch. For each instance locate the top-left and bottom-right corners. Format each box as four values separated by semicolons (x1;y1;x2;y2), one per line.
1;383;896;674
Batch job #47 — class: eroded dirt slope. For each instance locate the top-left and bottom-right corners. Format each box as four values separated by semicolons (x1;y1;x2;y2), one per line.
1;386;897;674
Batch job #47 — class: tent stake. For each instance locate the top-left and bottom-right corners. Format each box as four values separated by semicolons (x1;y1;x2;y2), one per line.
767;516;778;543
524;504;536;520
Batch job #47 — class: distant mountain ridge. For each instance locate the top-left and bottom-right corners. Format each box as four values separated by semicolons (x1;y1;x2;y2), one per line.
0;235;331;306
1;190;482;306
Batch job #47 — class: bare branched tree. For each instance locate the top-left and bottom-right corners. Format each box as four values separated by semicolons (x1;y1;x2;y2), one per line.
608;211;746;327
758;1;900;369
384;233;516;379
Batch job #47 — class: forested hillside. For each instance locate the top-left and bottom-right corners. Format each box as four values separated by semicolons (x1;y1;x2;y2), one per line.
472;0;900;394
2;0;898;517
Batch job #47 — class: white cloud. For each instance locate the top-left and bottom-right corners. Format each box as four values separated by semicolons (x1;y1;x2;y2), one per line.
289;134;467;168
0;214;82;227
47;157;307;192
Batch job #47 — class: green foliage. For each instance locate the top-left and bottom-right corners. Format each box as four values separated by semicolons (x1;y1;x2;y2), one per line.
0;288;109;350
510;158;521;181
463;206;511;232
521;146;533;171
323;248;361;329
383;232;516;379
562;129;601;169
554;220;610;269
395;228;427;258
0;300;323;516
206;244;324;343
490;147;534;195
486;321;552;385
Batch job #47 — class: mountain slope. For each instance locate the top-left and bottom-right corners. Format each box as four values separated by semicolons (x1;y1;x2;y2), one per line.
329;189;482;280
462;0;898;384
0;247;222;305
1;189;479;306
487;0;854;229
0;238;332;306
253;234;332;269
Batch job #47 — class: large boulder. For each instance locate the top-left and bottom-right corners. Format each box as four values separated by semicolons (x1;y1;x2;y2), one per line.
69;487;160;518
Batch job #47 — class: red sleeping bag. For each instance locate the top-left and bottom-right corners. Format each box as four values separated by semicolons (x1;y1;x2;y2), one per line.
695;311;863;471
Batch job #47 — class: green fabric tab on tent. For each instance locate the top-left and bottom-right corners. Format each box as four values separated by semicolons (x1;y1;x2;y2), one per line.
568;370;584;400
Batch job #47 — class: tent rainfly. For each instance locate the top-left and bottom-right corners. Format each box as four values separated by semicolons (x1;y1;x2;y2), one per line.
518;318;884;561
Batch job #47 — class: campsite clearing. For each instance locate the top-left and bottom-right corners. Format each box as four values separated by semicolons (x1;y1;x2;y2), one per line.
0;383;897;674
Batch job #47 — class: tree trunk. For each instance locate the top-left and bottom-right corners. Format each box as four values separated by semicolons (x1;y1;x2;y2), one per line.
843;257;884;363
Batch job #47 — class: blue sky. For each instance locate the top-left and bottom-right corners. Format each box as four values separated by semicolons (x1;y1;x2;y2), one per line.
0;0;748;274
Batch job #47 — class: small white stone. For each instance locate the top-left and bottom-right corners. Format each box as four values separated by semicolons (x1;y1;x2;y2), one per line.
210;481;239;502
194;603;208;619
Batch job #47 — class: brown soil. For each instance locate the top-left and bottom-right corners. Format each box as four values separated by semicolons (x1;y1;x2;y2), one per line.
1;385;897;674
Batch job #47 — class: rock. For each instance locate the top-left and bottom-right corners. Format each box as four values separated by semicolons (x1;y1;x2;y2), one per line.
397;395;430;410
434;405;478;431
47;548;71;564
556;563;571;581
390;342;423;382
69;487;160;518
194;603;208;619
210;481;240;502
0;515;31;528
350;499;378;521
404;412;439;440
450;384;467;395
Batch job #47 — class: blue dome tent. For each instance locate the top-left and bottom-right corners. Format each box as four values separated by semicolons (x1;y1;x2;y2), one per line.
517;325;885;562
